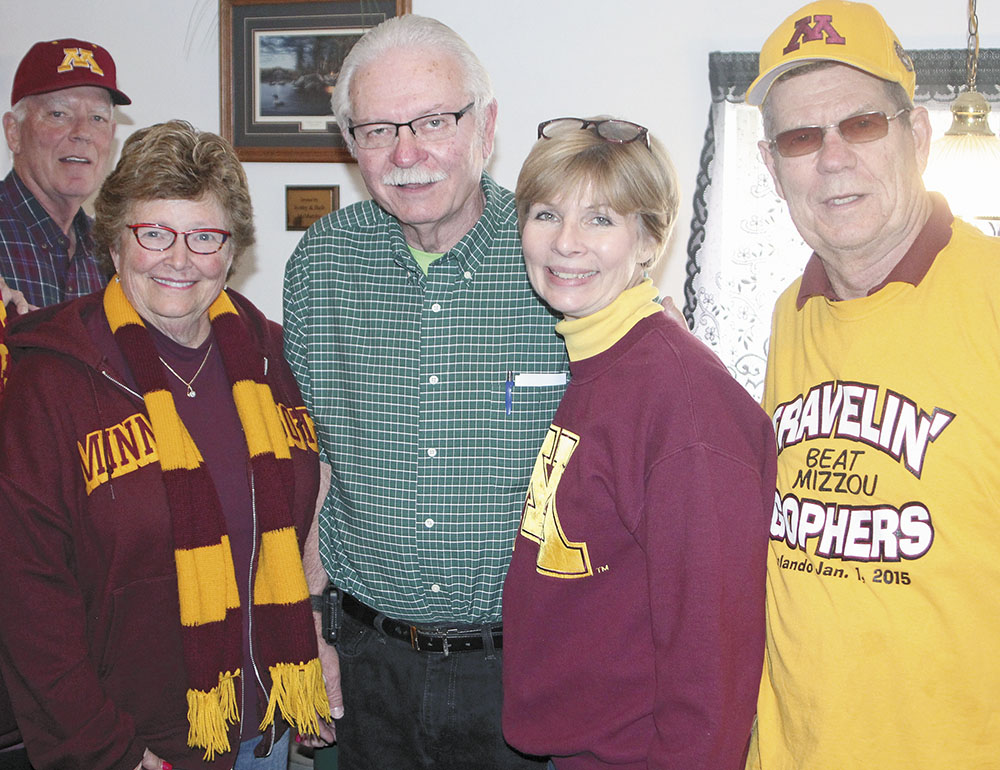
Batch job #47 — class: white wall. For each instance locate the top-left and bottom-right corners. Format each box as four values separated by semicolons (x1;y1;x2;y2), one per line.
0;0;991;322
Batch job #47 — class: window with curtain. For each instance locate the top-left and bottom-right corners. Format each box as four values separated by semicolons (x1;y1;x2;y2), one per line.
684;49;1000;401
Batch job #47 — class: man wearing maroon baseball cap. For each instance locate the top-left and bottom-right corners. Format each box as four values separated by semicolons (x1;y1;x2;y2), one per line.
0;38;130;310
0;37;128;770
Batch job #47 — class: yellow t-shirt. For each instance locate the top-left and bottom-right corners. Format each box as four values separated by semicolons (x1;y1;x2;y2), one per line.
751;218;1000;769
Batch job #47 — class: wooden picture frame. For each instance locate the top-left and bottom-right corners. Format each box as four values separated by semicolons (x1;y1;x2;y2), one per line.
220;0;411;163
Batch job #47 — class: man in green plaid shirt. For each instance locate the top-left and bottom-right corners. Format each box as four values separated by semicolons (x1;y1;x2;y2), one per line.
284;15;568;769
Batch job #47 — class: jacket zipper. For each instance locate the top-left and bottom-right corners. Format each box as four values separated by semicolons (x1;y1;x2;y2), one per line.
246;463;276;758
99;369;143;400
249;357;275;757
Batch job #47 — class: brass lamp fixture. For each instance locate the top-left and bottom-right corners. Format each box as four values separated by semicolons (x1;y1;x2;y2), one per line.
923;0;1000;220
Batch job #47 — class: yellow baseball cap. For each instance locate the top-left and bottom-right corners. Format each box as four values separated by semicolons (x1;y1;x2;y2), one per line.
746;0;915;106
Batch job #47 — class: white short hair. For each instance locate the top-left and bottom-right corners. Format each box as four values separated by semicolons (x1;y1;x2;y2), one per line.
9;98;28;124
331;14;494;155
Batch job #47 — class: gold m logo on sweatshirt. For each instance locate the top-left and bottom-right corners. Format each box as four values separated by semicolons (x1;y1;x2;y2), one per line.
519;424;592;579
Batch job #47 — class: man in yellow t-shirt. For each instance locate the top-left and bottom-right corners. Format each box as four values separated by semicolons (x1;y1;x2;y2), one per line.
745;2;1000;768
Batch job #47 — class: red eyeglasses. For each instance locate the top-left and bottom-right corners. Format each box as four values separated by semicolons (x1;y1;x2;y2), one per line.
126;223;231;255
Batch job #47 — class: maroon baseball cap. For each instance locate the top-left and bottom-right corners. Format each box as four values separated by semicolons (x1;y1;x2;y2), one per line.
11;38;131;106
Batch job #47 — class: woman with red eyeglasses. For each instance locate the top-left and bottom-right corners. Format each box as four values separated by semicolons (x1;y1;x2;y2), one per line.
0;121;332;770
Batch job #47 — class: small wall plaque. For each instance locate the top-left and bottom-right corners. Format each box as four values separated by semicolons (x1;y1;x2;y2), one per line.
286;185;339;231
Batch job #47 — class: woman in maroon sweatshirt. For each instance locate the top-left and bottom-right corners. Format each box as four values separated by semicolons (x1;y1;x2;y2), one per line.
502;117;776;770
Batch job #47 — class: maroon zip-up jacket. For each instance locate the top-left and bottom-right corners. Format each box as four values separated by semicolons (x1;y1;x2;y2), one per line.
0;290;319;769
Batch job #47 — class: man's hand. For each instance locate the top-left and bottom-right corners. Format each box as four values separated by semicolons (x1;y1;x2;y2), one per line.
317;621;344;723
0;277;33;315
297;629;342;747
661;296;688;328
299;461;344;747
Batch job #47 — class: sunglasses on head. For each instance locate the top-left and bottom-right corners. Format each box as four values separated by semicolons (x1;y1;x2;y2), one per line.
770;108;911;158
537;117;650;148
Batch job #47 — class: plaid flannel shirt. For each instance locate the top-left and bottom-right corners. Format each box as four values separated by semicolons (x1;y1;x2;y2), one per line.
0;171;105;308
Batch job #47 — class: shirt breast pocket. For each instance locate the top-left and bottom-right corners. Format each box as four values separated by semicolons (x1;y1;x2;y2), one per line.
488;373;566;492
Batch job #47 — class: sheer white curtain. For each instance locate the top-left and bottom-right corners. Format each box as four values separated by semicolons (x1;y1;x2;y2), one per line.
684;50;1000;401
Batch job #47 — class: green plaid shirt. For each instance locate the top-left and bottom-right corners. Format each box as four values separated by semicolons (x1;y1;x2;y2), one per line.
284;174;568;623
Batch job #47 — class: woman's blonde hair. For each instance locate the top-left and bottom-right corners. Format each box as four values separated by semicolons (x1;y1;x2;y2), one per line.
94;120;255;275
515;118;680;267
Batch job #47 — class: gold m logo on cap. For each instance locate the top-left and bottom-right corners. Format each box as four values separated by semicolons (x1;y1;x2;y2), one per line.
783;14;846;55
56;48;105;77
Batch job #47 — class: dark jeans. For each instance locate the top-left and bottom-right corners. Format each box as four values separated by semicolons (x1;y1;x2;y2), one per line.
333;611;546;770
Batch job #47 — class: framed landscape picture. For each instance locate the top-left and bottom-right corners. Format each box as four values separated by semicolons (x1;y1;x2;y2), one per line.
220;0;411;162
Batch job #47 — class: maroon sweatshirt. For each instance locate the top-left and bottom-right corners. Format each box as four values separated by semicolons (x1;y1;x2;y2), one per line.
503;307;775;770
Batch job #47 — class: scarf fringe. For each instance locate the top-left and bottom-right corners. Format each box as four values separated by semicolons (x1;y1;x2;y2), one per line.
187;670;241;761
259;658;331;735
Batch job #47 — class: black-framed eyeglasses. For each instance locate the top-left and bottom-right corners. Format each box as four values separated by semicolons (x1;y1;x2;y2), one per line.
770;108;911;158
126;223;231;255
537;117;650;148
349;102;476;150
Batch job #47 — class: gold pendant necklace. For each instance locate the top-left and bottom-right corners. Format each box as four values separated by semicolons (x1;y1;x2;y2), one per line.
159;342;213;398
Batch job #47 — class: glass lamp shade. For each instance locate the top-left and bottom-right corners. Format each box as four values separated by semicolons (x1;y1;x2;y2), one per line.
924;92;1000;220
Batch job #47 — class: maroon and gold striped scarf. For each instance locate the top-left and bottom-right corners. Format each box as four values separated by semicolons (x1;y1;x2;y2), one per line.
103;277;329;759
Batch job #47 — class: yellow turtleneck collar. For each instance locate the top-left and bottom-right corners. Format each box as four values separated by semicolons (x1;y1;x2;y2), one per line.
555;279;662;362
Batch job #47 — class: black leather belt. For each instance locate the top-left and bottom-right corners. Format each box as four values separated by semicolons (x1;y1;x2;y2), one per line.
341;591;503;655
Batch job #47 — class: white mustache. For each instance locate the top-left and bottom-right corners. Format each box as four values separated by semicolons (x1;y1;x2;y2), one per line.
381;167;448;186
